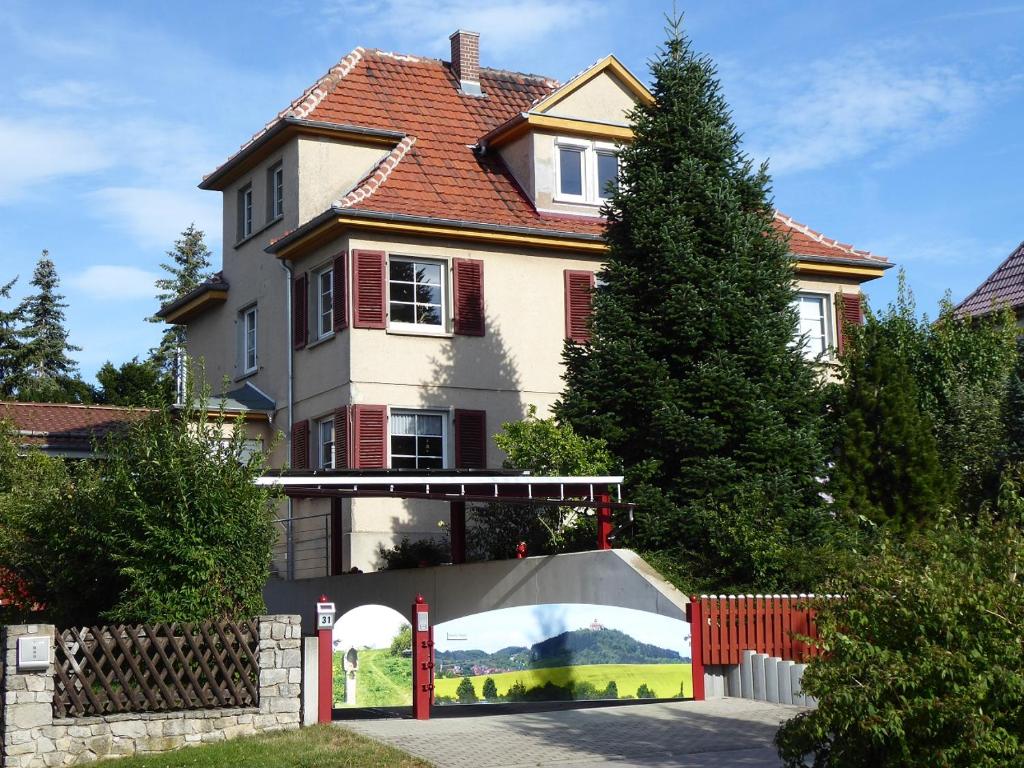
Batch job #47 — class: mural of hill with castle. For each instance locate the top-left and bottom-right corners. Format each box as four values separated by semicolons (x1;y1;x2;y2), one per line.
436;625;686;679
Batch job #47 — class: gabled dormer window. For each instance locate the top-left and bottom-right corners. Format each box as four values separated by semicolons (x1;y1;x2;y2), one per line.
555;139;619;205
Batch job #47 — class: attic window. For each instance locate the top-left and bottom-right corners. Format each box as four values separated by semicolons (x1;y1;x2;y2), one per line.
555;139;619;204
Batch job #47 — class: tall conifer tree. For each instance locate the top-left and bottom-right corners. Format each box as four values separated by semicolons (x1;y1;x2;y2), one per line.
16;253;83;401
829;323;945;528
148;224;212;371
556;19;827;586
0;278;23;398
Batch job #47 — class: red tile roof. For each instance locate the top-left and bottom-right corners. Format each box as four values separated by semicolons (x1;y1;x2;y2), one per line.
0;402;150;453
957;240;1024;317
217;47;884;264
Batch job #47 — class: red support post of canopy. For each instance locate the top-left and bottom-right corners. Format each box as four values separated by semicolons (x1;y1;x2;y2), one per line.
596;491;613;550
449;501;466;565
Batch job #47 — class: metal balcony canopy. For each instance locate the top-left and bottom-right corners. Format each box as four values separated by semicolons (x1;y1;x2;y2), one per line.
256;468;630;508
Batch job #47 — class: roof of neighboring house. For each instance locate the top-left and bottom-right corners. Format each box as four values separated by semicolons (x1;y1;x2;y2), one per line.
198;382;276;416
956;241;1024;317
0;402;151;455
156;271;229;324
203;47;884;267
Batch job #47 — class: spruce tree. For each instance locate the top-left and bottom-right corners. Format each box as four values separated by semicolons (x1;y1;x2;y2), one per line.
0;278;23;398
556;19;826;588
148;224;212;371
829;321;945;528
16;252;84;400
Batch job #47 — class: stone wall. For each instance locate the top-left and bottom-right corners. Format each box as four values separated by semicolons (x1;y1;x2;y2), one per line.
1;615;302;767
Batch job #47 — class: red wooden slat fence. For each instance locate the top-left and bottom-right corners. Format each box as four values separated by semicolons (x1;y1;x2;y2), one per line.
686;594;825;701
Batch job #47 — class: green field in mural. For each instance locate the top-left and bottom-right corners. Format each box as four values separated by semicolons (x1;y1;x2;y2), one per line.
432;663;692;702
335;649;413;707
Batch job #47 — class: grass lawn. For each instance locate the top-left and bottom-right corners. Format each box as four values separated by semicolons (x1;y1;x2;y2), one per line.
102;725;431;768
434;663;692;701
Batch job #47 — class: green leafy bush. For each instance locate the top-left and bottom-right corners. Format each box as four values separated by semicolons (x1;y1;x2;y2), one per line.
468;405;616;559
455;677;477;704
481;677;498;701
0;398;278;625
376;537;448;569
389;626;412;657
775;514;1024;767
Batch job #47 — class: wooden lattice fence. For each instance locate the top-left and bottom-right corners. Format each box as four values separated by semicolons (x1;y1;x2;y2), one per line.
53;620;260;718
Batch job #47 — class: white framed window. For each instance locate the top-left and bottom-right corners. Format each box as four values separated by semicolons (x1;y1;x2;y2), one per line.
390;409;446;469
269;162;284;220
555;139;619;204
240;305;258;374
238;184;253;240
316;266;334;339
317;416;335;469
792;293;831;360
388;256;446;333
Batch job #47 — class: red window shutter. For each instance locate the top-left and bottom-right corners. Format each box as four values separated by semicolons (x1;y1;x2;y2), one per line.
333;405;350;469
352;250;386;329
333;252;348;332
454;409;487;469
836;293;864;354
564;270;596;343
453;258;485;336
293;273;308;350
291;419;310;469
352;404;387;469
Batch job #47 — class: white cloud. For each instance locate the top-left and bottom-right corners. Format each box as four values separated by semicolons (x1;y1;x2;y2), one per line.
0;118;110;202
70;265;162;301
732;46;999;175
18;79;144;110
324;0;605;58
87;187;221;251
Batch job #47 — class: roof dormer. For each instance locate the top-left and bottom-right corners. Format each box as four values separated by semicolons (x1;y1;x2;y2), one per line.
481;55;653;217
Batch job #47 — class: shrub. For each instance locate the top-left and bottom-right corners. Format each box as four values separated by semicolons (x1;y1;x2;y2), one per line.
388;626;412;657
455;677;478;704
775;514;1024;767
377;537;448;569
636;683;656;699
481;677;498;701
603;680;618;699
0;399;278;626
506;680;528;702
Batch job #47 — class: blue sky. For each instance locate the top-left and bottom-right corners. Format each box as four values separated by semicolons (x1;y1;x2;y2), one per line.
2;1;1022;382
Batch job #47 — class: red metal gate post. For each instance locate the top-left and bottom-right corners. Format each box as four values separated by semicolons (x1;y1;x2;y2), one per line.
411;594;434;720
596;491;612;550
686;597;705;701
316;595;336;723
450;501;466;564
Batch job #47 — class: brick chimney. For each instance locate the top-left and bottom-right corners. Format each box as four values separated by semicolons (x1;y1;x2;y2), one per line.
449;30;483;96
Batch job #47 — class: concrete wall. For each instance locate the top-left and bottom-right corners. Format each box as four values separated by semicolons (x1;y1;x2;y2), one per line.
0;616;302;767
263;548;690;632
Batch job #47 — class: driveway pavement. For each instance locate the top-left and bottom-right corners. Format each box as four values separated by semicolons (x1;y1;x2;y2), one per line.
342;698;802;767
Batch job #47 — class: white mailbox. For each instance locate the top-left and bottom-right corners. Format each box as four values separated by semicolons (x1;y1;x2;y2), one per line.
316;601;336;629
17;636;50;672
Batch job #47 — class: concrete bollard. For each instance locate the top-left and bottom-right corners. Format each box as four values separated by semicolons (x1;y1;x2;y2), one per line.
791;663;806;706
765;657;780;703
302;636;319;726
726;663;741;697
778;660;794;705
752;653;766;701
740;650;755;699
